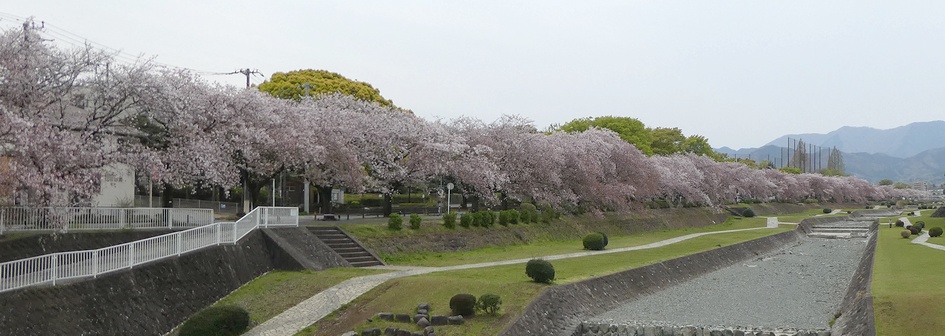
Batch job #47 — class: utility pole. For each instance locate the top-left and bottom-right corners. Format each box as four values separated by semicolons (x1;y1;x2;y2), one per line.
300;82;315;214
223;68;264;213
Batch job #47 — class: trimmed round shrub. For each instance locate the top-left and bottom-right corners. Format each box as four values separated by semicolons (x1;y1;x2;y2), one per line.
901;230;912;238
409;214;422;229
509;209;520;224
449;293;477;317
459;213;472;228
597;232;609;247
479;210;496;227
895;220;904;227
476;294;502;315
930;227;944;238
179;305;249;336
525;258;555;284
472;212;485;227
443;212;457;229
916;221;926;229
823;208;832;214
498;210;511;226
742;208;755;217
387;213;403;231
909;225;922;235
582;233;607;250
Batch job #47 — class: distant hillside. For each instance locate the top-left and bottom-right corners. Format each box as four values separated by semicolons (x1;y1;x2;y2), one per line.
764;120;945;158
845;148;945;184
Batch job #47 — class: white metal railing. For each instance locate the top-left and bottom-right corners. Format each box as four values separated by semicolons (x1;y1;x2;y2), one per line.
0;206;298;293
0;207;214;234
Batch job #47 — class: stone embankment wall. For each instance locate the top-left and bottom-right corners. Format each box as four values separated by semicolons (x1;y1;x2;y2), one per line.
829;221;878;336
498;229;805;336
0;230;174;263
0;230;302;335
572;323;830;336
262;227;350;270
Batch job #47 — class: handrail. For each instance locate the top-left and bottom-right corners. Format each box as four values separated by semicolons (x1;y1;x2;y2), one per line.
0;207;215;234
0;206;298;293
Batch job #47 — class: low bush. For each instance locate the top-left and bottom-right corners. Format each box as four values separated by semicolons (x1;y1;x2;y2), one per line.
916;221;926;229
895;220;904;227
823;208;832;214
498;210;511;226
509;209;520;224
742;208;755;218
476;294;502;315
387;213;403;231
409;214;422;230
598;231;609;246
930;227;944;238
179;306;249;336
478;210;496;227
449;293;477;317
459;213;472;228
520;203;539;223
901;230;912;238
909;225;922;235
582;232;607;250
525;258;555;284
443;212;456;229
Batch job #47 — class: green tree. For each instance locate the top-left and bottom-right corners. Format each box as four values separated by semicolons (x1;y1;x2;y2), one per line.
649;127;686;155
893;182;910;189
826;147;845;175
557;116;653;155
878;179;893;186
257;69;399;108
779;167;802;174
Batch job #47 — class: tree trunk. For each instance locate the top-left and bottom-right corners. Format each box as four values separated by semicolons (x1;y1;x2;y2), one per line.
317;186;333;214
383;193;393;217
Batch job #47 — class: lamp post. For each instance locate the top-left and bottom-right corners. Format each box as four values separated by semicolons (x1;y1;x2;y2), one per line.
446;183;454;213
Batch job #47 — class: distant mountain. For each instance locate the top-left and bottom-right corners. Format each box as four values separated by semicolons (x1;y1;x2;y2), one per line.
714;121;945;184
764;120;945;158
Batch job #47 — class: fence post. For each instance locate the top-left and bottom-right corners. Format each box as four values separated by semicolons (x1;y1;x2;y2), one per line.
128;244;135;269
177;233;183;256
233;222;238;242
263;208;269;228
216;224;222;245
1;208;5;235
51;255;58;286
166;209;172;229
119;208;126;229
92;252;99;278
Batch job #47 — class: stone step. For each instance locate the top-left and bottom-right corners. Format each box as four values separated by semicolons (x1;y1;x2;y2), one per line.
314;233;348;239
339;251;371;258
345;255;378;263
334;247;363;253
349;260;384;267
808;232;869;239
810;228;870;233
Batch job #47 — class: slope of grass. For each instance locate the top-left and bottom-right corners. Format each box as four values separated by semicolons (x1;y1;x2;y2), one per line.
300;226;792;336
777;208;849;223
382;216;769;266
872;213;945;336
211;268;388;326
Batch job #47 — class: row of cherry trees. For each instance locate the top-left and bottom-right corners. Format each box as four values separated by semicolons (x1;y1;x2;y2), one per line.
0;25;926;211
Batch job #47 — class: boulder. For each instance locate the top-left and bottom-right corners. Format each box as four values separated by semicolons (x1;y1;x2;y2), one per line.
447;315;465;325
395;314;411;323
430;315;448;326
417;317;430;328
377;312;394;321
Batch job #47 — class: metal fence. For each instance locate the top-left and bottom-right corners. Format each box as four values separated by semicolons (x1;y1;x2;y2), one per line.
0;207;214;234
172;198;240;216
0;206;297;293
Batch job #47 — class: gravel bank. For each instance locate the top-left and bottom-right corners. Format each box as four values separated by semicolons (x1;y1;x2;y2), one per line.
589;234;868;330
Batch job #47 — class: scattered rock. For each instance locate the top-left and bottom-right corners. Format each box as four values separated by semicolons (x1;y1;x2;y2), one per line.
417;308;429;315
341;332;357;336
413;314;427;323
361;328;381;336
447;315;465;325
384;327;397;335
423;326;435;336
417;302;431;311
417;317;430;328
377;312;394;321
430;315;448;326
395;313;411;323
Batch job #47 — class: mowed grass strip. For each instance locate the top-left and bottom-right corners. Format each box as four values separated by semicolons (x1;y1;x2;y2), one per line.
872;213;945;336
381;216;770;267
301;226;792;336
212;268;388;325
776;208;848;223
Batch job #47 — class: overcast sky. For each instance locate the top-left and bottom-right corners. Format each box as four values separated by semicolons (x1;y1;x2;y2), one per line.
4;1;945;149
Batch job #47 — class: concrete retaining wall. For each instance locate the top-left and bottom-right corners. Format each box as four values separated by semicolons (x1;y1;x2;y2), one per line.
498;229;805;336
829;221;878;336
797;216;850;234
262;227;350;270
0;230;297;335
572;322;829;336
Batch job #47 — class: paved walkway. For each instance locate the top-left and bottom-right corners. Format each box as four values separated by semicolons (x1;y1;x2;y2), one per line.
244;218;782;336
912;231;945;251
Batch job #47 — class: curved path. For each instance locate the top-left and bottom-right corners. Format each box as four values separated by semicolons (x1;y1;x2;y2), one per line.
243;217;781;336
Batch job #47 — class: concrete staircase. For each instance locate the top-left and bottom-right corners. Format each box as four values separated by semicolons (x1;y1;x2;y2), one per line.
808;221;871;239
308;226;384;267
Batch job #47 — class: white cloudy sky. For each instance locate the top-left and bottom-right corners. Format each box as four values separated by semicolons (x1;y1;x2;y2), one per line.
4;1;945;149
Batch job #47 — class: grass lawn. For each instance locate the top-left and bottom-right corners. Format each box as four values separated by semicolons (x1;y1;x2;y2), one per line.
300;226;793;336
872;213;945;336
210;268;388;326
381;216;770;267
776;208;849;223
